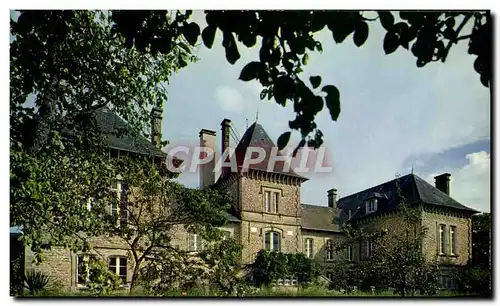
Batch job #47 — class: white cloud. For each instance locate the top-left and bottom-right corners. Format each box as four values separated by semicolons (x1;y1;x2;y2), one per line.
426;151;490;213
214;85;244;114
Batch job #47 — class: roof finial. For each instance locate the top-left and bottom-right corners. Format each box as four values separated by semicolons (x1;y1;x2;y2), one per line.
246;118;249;129
255;109;259;122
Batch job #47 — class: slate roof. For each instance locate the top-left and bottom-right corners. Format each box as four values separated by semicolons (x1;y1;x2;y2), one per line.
338;173;479;222
231;122;307;180
93;107;165;158
300;204;341;232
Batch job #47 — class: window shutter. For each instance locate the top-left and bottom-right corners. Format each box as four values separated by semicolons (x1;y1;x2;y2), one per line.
304;239;307;255
273;232;280;251
264;232;270;250
360;240;366;260
188;234;193;251
196;235;203;251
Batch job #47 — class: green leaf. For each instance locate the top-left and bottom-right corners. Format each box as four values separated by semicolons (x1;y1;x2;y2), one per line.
416;59;426;68
239;61;263;81
315;41;323;53
332;25;355;44
445;17;455;28
277;131;291;151
309;76;322;89
260;89;268;100
383;31;399;55
201;25;216;49
353;22;369;47
443;27;456;40
378;11;395;30
322;85;341;121
181;22;200;46
302;53;309;65
222;31;240;64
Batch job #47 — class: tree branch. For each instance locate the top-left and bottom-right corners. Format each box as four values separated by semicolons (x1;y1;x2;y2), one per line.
441;13;473;63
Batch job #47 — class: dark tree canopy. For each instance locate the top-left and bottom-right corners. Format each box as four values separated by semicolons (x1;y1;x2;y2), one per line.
110;10;490;151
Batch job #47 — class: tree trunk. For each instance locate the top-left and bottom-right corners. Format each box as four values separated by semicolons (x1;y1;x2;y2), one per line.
29;78;59;153
130;257;142;291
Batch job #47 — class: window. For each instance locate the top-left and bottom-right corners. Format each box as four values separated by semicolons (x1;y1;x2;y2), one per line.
274;192;279;213
346;245;353;261
362;240;374;259
188;233;203;252
450;226;457;255
264;189;280;213
326;239;334;261
110;182;128;226
77;254;96;286
439;224;446;255
264;231;280;251
108;256;127;283
441;276;457;290
265;191;271;212
366;198;377;213
305;238;314;258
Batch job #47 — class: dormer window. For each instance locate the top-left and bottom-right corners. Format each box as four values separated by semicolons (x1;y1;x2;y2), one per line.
366;198;377;213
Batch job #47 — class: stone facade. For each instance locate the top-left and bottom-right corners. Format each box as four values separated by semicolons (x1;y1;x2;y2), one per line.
21;167;476;292
349;207;473;266
421;208;473;266
17;119;477;293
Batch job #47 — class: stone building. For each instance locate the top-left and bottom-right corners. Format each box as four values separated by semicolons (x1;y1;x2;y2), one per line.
11;111;479;292
197;119;478;290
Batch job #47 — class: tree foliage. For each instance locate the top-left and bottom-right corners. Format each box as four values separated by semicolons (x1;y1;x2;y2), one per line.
454;212;492;297
106;155;232;290
333;178;440;296
10;10;194;259
139;238;243;296
250;250;320;287
471;212;491;268
110;10;490;151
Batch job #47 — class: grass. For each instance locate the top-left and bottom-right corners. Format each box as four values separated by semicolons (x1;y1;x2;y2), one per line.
17;284;473;297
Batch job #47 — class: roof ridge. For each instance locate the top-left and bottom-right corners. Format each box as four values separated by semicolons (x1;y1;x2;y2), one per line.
301;203;331;208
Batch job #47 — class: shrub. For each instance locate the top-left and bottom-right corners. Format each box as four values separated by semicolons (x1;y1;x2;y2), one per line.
85;259;121;296
456;266;491;297
24;270;50;295
250;250;320;287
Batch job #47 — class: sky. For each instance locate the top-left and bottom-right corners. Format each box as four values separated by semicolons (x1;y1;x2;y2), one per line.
162;11;491;213
9;10;491;213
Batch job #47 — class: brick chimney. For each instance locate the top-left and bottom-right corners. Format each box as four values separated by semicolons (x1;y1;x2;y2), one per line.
221;119;231;177
151;107;162;147
434;173;451;195
327;188;337;208
199;129;216;188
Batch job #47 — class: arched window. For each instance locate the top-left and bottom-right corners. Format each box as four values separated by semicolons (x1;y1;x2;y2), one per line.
264;231;281;251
